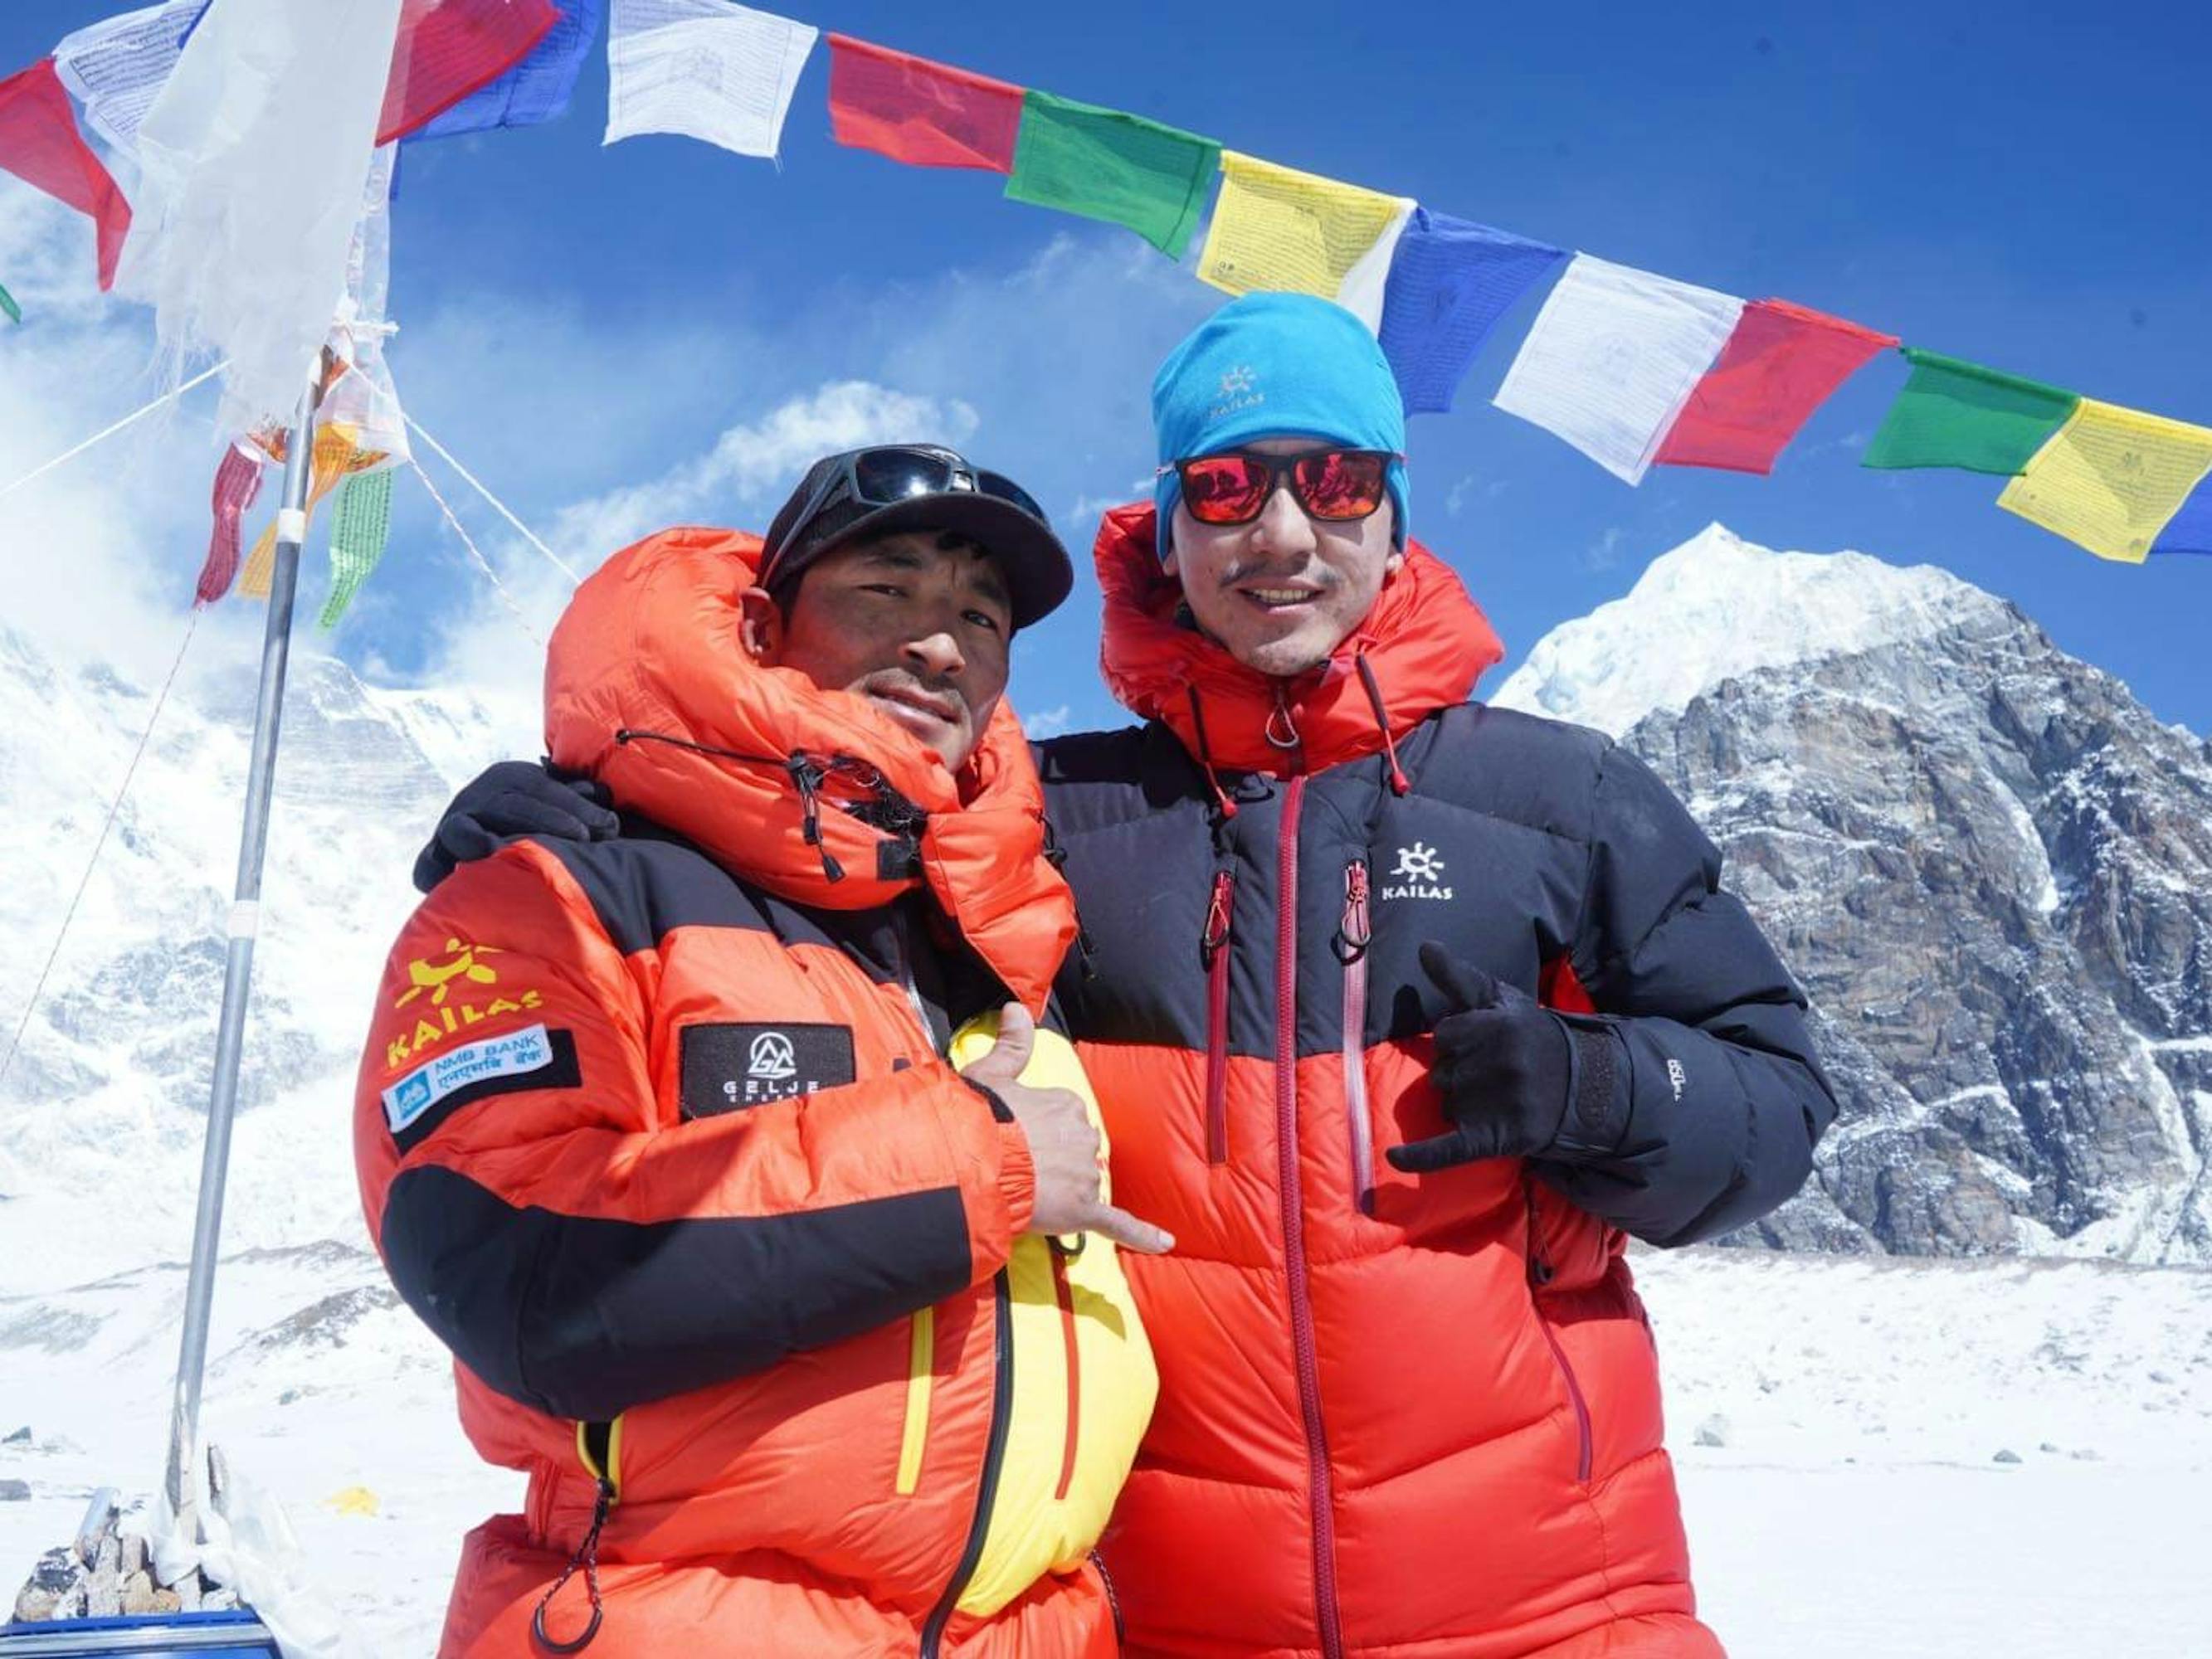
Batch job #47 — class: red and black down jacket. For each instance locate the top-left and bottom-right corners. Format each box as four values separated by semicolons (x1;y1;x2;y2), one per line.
1034;506;1839;1658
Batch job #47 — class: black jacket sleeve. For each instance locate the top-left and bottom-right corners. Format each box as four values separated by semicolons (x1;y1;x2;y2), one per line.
1537;742;1839;1247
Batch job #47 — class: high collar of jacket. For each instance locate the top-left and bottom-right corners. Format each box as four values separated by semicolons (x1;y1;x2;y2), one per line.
543;526;1075;1014
1094;503;1505;781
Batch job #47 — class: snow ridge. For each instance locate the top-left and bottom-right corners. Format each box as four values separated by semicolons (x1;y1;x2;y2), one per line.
1492;523;2000;737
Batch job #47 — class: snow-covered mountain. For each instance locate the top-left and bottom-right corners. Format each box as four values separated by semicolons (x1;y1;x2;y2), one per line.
1496;524;2212;1264
0;623;529;1295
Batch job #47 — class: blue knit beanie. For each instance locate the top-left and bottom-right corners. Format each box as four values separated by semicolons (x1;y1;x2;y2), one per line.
1151;292;1409;561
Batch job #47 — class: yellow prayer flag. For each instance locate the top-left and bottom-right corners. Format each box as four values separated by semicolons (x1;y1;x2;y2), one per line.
1997;398;2212;565
238;425;387;597
1196;152;1413;327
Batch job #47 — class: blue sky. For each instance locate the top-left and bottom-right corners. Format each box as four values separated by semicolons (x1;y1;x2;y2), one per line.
3;0;2210;739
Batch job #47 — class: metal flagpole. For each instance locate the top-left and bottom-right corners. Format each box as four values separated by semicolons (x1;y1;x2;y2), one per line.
163;361;329;1534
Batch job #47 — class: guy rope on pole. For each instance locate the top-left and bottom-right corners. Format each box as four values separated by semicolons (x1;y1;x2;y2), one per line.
0;361;227;504
405;412;583;585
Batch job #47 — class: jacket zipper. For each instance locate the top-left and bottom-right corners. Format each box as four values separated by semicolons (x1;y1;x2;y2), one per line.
1337;859;1372;1217
1274;776;1344;1659
887;901;1018;1656
919;1269;1014;1658
1523;1174;1593;1484
1201;869;1236;1165
889;902;941;1053
1050;1244;1082;1501
1089;1549;1125;1649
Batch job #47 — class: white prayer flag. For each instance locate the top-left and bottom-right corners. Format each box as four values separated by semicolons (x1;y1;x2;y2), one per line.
119;0;407;433
52;0;206;153
1493;254;1745;485
606;0;818;158
1336;195;1416;332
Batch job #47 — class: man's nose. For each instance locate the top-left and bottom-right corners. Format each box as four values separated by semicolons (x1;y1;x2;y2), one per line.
1250;477;1318;555
904;629;966;679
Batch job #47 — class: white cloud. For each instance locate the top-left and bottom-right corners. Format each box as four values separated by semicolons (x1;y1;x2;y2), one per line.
1062;484;1148;531
0;192;270;683
1023;703;1074;738
548;380;979;560
1584;526;1630;572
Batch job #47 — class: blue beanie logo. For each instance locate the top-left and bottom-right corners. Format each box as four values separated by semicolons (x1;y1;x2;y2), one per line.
1210;363;1263;422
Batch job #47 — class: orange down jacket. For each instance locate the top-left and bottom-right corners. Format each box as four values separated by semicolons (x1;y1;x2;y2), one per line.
353;528;1154;1657
1030;507;1837;1657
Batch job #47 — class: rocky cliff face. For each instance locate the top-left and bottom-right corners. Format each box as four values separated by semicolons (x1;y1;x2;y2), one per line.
1496;525;2212;1262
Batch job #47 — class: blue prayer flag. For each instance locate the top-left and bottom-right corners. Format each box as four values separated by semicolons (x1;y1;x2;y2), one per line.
2152;475;2212;556
408;0;600;143
1378;210;1568;416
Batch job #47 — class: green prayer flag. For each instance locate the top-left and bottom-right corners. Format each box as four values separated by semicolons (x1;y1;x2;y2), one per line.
1004;90;1220;259
1861;348;2078;475
0;281;19;324
319;468;395;629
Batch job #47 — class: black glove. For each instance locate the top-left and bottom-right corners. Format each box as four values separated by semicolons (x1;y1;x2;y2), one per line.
412;761;621;893
1387;941;1623;1175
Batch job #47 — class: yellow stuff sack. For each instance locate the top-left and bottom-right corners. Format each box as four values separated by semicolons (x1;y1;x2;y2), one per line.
941;1014;1159;1616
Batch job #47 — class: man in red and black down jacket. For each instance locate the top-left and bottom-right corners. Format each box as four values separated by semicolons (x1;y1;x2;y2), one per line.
427;297;1838;1657
359;449;1168;1657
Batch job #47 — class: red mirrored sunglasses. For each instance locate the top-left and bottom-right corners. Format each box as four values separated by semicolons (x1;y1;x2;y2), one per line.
1163;448;1400;526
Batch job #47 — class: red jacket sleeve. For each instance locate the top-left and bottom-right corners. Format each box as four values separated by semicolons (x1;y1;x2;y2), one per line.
353;841;1034;1422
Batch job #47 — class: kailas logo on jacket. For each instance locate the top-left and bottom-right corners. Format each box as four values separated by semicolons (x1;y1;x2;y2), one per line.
1380;841;1454;902
680;1022;857;1117
382;938;545;1070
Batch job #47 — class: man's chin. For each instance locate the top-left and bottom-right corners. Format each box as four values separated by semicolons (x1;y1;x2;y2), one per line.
1225;625;1337;679
875;700;969;765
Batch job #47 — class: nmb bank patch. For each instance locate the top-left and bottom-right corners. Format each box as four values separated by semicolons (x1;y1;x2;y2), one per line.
380;1023;579;1151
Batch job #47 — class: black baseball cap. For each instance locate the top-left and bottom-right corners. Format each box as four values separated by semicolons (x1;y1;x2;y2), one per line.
758;445;1074;630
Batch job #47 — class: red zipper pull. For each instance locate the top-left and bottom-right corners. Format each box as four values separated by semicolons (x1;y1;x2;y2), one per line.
1201;869;1235;1166
1202;869;1235;964
1339;859;1371;959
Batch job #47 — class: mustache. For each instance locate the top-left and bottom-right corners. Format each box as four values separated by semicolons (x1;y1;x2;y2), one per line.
1215;558;1344;591
859;669;968;718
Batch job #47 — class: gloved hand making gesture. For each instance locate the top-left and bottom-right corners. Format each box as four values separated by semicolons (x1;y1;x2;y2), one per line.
1388;941;1630;1175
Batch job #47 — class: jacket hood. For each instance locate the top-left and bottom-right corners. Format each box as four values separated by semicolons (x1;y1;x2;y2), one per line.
543;525;1076;1012
1094;503;1505;780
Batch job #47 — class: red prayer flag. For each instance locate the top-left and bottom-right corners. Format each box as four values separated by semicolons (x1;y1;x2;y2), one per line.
827;34;1025;173
1654;299;1898;475
0;58;131;291
196;445;265;606
378;0;561;145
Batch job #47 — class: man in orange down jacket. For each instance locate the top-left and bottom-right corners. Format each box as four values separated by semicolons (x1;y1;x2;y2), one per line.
426;296;1840;1657
353;446;1170;1657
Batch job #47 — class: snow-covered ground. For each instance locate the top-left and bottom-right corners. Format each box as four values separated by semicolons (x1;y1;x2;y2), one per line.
5;1241;2208;1655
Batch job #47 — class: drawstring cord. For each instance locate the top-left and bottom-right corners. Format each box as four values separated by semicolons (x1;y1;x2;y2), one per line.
784;754;846;883
616;727;932;886
1353;654;1411;795
1183;688;1240;820
531;1478;613;1653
